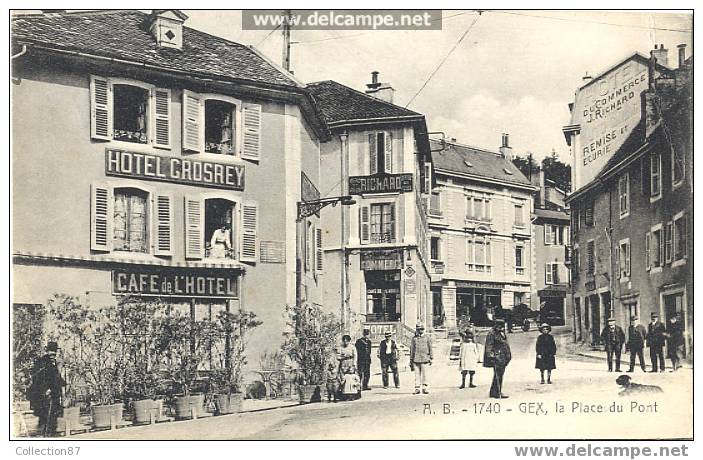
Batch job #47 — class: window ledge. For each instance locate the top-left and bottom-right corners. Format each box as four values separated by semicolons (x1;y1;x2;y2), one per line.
650;194;662;204
106;139;164;154
672;259;687;268
619;212;629;220
187;152;244;164
650;266;663;274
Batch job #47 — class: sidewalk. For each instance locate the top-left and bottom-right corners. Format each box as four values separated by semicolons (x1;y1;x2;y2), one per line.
575;347;693;370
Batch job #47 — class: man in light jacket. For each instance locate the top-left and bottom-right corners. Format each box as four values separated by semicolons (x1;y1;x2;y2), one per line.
410;322;433;394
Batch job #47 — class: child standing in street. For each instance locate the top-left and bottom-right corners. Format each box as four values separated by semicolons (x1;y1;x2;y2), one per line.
459;330;480;388
325;362;338;402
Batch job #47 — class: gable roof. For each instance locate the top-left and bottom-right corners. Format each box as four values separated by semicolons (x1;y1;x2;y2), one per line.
306;80;423;125
430;139;532;187
11;10;300;89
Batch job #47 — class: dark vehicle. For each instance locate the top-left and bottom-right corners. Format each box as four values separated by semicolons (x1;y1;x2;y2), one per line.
512;303;539;330
539;310;565;326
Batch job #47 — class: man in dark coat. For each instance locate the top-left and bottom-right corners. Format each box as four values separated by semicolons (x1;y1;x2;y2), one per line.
646;312;666;372
28;341;66;437
377;331;400;389
666;313;685;371
600;318;625;372
355;328;373;390
627;316;647;372
483;319;511;399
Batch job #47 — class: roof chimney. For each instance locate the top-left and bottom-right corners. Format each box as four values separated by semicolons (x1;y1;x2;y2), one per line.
677;44;687;68
365;71;395;104
651;43;669;68
147;10;188;50
582;72;593;84
499;133;513;160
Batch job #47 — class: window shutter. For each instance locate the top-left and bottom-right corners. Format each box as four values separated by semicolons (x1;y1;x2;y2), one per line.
368;133;378;175
645;232;651;271
316;227;324;273
486;240;492;266
389;203;397;242
641;156;651;196
625;243;631;276
384;131;393;173
90;76;112;141
665;222;673;263
424;163;432;193
545;263;553;284
360;205;370;244
466;240;473;265
91;183;112;252
184;196;203;259
240;201;258;262
682;215;688;258
154;194;173;256
545;225;554;245
182;90;202;153
304;222;311;272
151;87;171;149
242;103;262;161
485;199;492;221
615;246;621;279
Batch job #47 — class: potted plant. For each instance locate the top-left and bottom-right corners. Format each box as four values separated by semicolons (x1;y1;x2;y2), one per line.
282;303;341;404
209;310;261;415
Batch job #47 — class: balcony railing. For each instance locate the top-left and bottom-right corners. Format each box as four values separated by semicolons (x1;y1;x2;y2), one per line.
205;245;236;260
365;313;401;323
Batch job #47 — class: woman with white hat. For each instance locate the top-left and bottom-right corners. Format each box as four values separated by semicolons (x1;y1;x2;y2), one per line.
535;323;557;384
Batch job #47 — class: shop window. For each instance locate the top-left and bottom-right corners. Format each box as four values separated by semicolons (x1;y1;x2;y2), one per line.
618;173;629;217
673;214;688;262
650;153;662;199
368;131;392;174
204;99;236;155
113;187;149;253
365;271;400;322
515;245;525;275
90;76;170;148
204;198;236;260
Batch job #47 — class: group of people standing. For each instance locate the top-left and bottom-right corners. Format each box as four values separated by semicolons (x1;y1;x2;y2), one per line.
600;312;686;373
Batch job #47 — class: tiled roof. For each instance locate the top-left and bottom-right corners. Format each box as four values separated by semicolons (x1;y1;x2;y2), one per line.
430;139;532;186
11;10;299;88
534;207;570;222
306;80;423;124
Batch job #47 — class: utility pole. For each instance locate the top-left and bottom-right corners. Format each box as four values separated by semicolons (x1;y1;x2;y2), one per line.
282;10;292;72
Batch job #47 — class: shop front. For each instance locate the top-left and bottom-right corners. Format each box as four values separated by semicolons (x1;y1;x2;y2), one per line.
361;249;404;324
538;287;567;326
455;281;503;327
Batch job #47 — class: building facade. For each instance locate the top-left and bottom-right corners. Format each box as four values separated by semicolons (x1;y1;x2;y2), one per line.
427;136;536;330
564;45;692;360
309;75;432;344
529;169;571;326
11;10;330;359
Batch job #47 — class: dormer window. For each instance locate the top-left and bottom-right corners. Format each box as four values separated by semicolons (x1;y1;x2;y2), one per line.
147;10;188;50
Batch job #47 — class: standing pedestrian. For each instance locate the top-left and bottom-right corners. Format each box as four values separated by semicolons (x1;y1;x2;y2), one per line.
337;334;357;375
355;328;373;390
666;313;685;372
646;312;666;372
483;319;511;399
410;322;433;395
535;323;557;384
378;331;400;389
28;341;65;437
600;318;625;372
324;362;338;403
627;316;647;372
459;330;480;389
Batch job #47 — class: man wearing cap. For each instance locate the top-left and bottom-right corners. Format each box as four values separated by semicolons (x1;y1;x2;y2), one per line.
378;331;400;389
355;328;373;390
646;312;666;372
28;341;66;437
627;316;647;372
665;313;685;372
600;318;626;372
484;319;511;398
410;322;433;394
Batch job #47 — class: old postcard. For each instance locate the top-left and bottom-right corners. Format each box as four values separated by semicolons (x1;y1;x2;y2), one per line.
9;7;693;442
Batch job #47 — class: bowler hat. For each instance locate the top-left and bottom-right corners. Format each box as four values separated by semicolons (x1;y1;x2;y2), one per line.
45;341;59;352
631;315;638;321
607;317;616;323
384;331;392;337
651;312;659;318
540;323;551;332
416;322;425;329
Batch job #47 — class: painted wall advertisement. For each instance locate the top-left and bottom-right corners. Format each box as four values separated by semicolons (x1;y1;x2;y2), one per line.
571;58;650;190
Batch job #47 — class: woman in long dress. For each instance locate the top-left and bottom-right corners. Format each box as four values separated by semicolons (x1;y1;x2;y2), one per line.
459;330;480;388
210;224;231;258
337;335;359;400
535;323;557;384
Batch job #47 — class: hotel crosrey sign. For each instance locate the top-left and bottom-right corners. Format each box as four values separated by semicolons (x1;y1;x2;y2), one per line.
348;173;412;195
105;149;245;191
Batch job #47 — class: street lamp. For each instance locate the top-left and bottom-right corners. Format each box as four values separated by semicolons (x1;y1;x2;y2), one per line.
296;195;356;222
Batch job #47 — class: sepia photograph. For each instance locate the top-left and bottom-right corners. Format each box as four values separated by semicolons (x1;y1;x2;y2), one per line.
8;4;694;444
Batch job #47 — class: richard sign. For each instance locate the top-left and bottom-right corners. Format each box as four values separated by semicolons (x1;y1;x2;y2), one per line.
349;173;412;195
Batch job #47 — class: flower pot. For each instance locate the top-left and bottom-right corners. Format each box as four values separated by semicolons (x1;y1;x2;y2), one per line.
298;384;321;404
174;395;205;419
91;403;123;429
215;393;243;415
133;399;162;424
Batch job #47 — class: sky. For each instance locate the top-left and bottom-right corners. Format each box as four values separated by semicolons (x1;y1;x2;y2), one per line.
184;10;692;162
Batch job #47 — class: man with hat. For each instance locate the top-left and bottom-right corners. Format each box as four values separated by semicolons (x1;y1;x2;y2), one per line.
600;317;626;372
626;315;647;372
377;331;400;389
665;312;685;372
28;341;66;437
483;319;511;398
410;322;433;394
646;312;666;372
355;328;373;390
